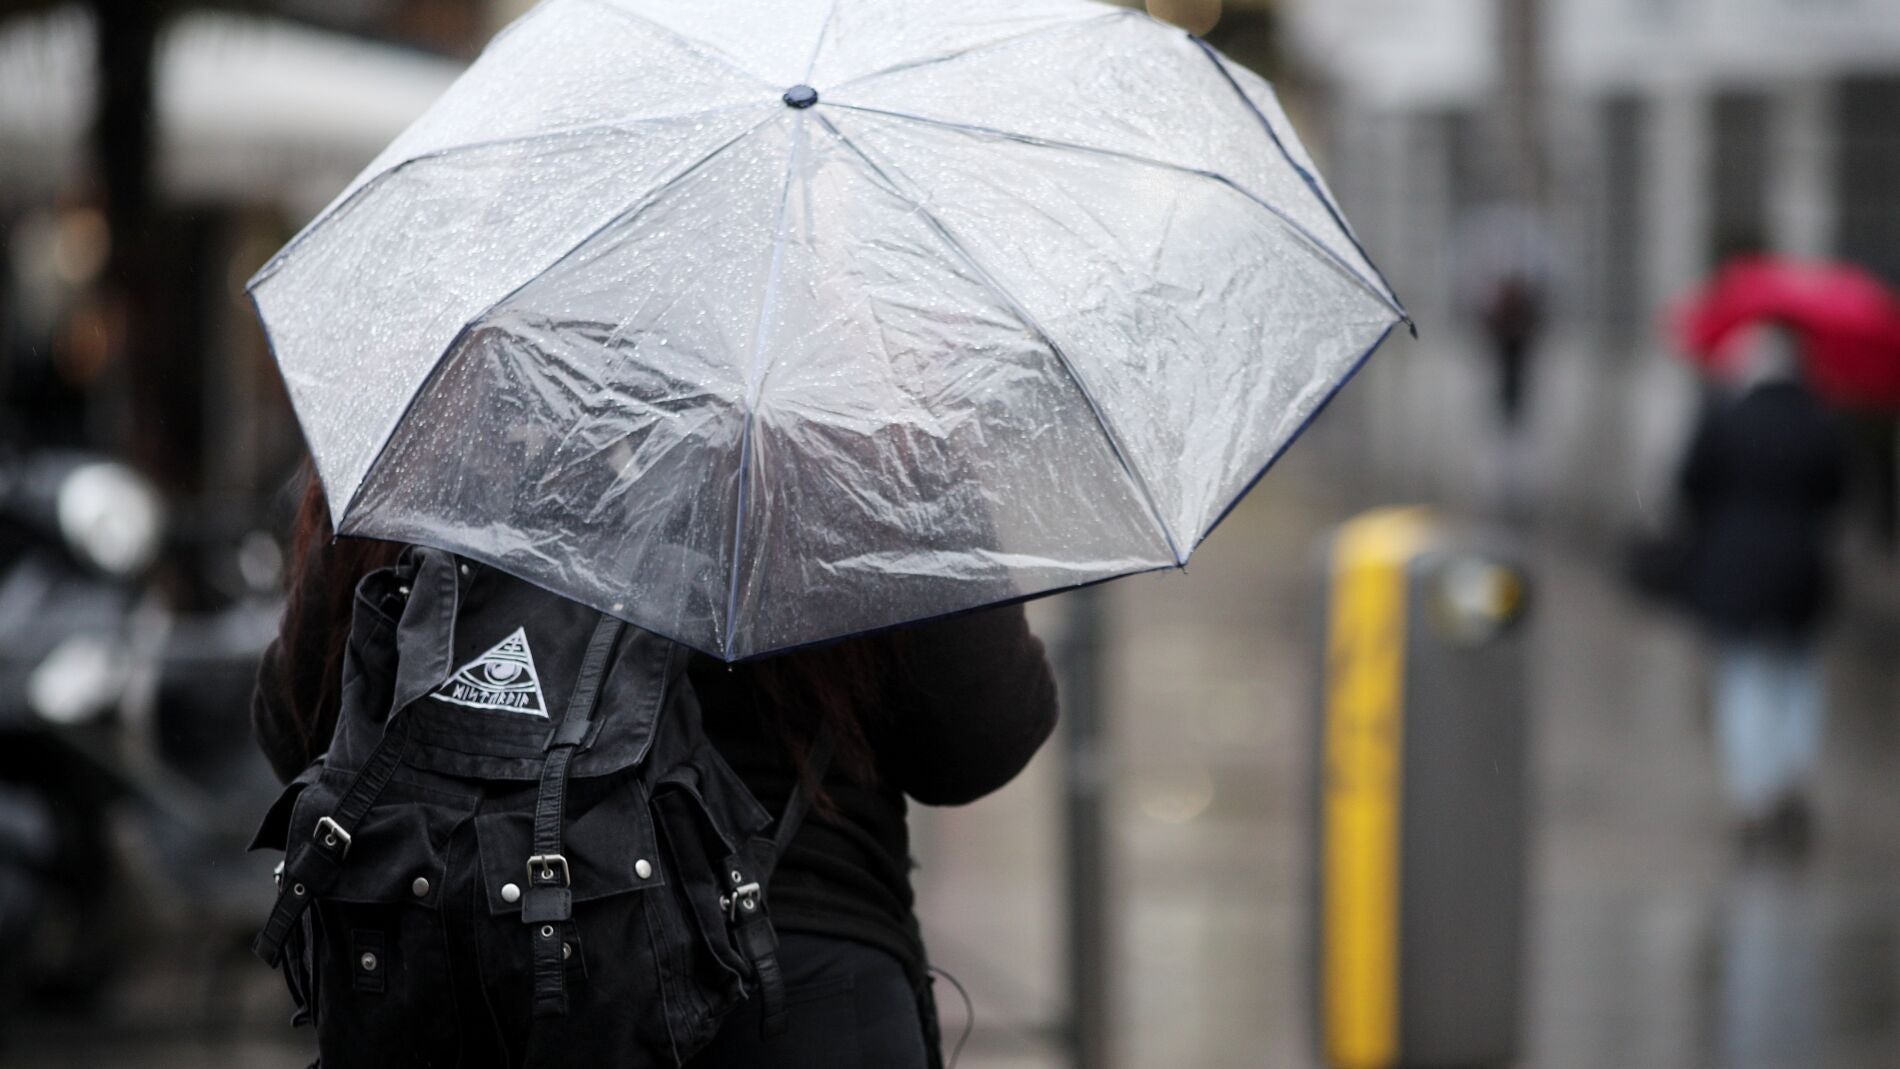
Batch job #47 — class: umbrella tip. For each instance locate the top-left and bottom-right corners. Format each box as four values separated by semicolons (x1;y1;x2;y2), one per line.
783;85;820;109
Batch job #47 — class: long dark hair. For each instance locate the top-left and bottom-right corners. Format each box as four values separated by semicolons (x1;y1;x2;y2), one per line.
280;466;883;791
279;467;403;763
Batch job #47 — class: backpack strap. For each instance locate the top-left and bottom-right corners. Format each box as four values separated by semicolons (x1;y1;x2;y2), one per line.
726;726;836;1038
522;611;625;1018
768;729;835;875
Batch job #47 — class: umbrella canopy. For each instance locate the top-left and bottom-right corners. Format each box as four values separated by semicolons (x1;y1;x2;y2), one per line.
253;0;1409;660
1674;256;1900;410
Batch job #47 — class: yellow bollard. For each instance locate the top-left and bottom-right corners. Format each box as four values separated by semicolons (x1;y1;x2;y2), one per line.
1315;508;1529;1069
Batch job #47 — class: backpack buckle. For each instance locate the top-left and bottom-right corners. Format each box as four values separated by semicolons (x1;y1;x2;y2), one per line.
314;816;352;857
724;881;761;922
527;853;571;886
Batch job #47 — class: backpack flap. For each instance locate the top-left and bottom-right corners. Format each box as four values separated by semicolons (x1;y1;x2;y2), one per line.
351;549;672;783
249;762;321;854
472;778;667;915
280;768;456;905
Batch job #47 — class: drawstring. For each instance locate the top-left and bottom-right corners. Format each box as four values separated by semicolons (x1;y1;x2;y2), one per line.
929;965;974;1069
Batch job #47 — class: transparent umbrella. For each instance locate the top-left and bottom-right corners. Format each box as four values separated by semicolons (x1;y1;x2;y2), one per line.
252;0;1409;660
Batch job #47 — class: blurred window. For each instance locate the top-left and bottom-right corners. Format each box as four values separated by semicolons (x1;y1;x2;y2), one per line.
1599;96;1645;350
1837;77;1900;286
1709;92;1770;266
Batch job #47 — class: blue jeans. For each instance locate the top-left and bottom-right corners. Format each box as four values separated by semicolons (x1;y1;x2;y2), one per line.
1714;641;1823;818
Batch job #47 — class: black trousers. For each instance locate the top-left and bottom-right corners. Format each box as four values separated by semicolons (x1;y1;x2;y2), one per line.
685;934;930;1069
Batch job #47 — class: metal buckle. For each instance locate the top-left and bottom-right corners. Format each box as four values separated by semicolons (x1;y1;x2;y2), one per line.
725;881;761;922
527;854;571;886
314;816;352;857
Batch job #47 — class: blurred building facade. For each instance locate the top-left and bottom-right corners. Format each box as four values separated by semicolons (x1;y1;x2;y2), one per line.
1285;0;1900;530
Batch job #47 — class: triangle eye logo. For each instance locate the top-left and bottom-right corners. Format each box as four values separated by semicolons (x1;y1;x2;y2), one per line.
431;627;549;717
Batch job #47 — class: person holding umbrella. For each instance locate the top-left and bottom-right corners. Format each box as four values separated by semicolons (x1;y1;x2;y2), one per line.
1675;324;1850;849
244;0;1408;1065
253;473;1059;1066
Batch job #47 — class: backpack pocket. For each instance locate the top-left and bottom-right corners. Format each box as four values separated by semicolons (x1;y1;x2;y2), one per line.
283;769;472;1069
470;773;679;1063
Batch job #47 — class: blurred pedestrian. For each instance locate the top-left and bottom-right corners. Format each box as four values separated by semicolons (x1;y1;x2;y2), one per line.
1481;270;1546;430
1676;325;1850;848
1458;204;1555;432
1456;205;1556;518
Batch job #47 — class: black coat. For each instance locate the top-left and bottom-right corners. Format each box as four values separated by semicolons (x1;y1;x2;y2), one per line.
1678;381;1849;638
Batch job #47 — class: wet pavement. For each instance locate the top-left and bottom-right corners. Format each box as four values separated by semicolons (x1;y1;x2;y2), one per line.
7;446;1900;1068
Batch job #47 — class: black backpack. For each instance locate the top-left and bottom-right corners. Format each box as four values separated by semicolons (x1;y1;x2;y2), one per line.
250;546;827;1067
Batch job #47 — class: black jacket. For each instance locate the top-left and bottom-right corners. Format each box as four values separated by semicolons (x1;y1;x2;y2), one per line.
1678;380;1849;638
688;607;1059;988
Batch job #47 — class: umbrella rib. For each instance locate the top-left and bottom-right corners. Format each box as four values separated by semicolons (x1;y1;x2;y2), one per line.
824;102;1412;327
802;0;843;81
337;118;773;528
250;101;771;289
825;10;1131;95
1190;38;1410;323
814;113;1188;567
722;113;809;659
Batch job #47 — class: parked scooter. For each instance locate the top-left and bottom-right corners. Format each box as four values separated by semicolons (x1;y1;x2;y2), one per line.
0;449;281;1025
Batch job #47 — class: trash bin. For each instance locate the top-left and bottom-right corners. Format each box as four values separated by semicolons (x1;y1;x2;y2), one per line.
1311;507;1530;1069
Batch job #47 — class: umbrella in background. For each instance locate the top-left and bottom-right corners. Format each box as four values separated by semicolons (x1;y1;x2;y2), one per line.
1675;256;1900;409
252;0;1409;661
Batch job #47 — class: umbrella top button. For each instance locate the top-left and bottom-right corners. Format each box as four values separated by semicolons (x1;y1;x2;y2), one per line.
783;85;819;109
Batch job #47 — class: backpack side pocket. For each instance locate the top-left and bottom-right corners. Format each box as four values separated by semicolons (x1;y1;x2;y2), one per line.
646;745;777;1058
251;770;317;1025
